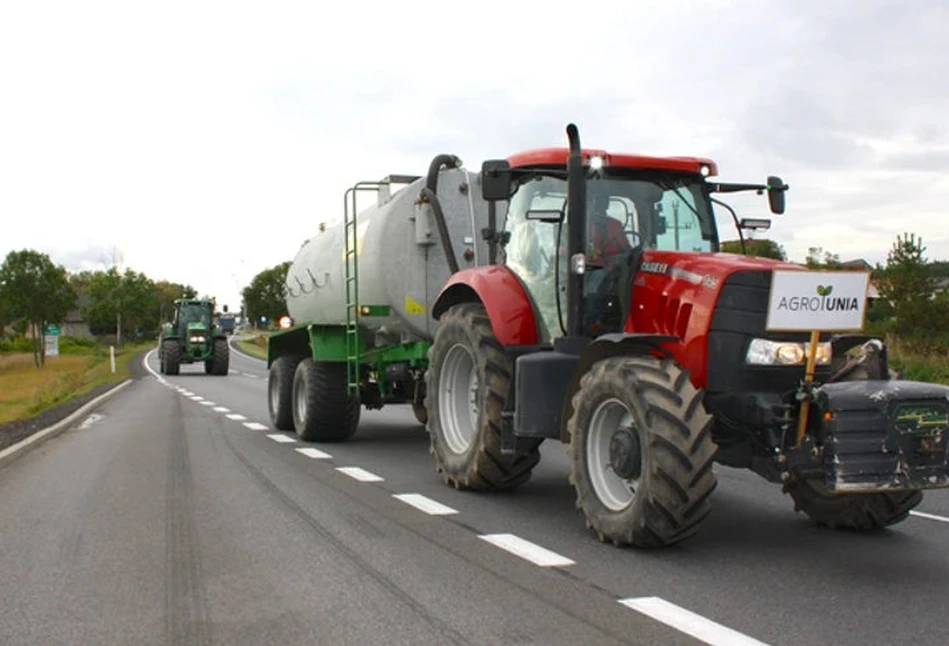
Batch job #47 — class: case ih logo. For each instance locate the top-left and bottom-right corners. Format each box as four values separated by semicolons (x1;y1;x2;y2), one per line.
775;284;860;313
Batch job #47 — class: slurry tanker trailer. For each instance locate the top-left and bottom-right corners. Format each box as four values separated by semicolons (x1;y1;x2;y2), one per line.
267;124;949;548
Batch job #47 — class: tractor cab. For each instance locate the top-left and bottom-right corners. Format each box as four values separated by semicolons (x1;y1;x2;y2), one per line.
493;155;723;342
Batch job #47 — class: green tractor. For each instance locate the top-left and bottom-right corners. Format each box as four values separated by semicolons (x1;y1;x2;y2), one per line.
158;298;230;376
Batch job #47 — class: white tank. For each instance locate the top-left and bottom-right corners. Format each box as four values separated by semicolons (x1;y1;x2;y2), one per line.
284;166;494;347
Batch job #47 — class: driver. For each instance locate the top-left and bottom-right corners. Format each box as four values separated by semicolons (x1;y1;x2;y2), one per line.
583;189;637;334
587;192;633;267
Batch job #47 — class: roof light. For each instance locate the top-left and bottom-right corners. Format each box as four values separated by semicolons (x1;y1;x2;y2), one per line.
589;156;604;170
700;164;711;177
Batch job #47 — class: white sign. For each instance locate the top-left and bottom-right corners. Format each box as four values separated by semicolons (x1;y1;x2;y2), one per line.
44;334;59;357
765;270;871;332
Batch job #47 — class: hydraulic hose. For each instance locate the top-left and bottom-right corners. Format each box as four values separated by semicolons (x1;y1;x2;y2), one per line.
423;154;463;275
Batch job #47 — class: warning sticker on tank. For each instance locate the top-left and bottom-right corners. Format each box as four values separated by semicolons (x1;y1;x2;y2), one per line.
405;295;426;315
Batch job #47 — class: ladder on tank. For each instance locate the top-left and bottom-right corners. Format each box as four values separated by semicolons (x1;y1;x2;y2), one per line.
343;187;362;396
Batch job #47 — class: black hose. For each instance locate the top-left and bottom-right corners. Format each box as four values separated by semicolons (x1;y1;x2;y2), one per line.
422;155;463;275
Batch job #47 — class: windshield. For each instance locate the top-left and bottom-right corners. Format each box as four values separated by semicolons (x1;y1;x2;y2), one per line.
178;304;211;329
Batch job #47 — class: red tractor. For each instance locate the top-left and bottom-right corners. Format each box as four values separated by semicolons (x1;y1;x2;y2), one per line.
424;123;949;547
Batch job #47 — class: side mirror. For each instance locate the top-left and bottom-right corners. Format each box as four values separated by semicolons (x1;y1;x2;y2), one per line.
481;159;512;201
223;304;229;313
766;176;788;215
525;209;563;223
656;216;668;236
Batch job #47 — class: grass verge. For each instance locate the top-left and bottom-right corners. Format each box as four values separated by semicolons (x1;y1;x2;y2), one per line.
0;342;153;425
885;337;949;385
235;333;269;360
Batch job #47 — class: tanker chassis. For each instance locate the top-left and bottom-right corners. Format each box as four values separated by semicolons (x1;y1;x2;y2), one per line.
267;124;949;548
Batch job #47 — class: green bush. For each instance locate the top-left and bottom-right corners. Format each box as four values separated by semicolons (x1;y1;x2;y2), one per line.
0;337;35;353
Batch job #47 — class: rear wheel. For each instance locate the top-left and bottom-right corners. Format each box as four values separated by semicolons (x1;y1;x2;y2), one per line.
424;303;541;491
566;355;717;547
292;359;360;442
161;339;181;376
269;355;303;430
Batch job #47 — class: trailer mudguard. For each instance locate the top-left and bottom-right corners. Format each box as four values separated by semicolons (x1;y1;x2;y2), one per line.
432;266;541;346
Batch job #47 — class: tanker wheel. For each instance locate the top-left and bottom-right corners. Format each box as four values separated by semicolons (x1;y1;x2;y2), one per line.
412;403;428;426
784;357;922;530
269;355;304;431
424;303;541;491
161;339;181;376
292;359;360;442
785;479;921;530
210;338;229;375
566;355;717;547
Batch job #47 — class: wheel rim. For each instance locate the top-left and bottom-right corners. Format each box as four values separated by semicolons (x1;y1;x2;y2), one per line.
587;398;640;512
438;343;479;455
293;373;307;425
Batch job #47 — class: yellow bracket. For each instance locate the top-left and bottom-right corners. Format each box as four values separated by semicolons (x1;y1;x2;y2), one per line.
796;329;822;446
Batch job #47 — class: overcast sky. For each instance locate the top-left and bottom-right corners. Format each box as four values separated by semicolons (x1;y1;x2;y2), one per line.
2;0;947;312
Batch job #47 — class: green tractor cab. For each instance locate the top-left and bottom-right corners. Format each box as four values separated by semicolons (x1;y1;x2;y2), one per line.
158;298;230;376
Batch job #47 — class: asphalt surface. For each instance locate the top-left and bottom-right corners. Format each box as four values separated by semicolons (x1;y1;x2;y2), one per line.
1;337;948;645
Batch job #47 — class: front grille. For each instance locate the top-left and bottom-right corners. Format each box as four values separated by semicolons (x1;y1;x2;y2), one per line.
707;270;831;393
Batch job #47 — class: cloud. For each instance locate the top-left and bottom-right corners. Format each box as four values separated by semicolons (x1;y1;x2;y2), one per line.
1;0;948;309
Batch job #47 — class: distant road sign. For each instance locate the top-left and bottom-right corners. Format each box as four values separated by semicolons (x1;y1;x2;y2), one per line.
45;324;61;336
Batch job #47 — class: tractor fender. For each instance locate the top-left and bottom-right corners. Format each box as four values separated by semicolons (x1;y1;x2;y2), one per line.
558;333;679;443
432;266;541;346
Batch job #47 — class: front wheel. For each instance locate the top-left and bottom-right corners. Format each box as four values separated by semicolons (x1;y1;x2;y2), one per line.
785;479;922;530
566;355;717;547
424;303;540;491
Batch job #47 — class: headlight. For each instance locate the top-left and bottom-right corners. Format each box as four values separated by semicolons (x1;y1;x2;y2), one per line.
189;335;206;343
745;338;832;366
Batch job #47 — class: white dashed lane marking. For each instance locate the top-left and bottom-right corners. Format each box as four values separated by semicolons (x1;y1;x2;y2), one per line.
226;413;247;421
336;467;384;482
190;395;203;401
477;533;575;568
618;597;769;646
296;447;332;459
200;401;215;406
243;422;269;431
910;510;949;523
393;493;458;516
213;406;230;412
267;434;296;444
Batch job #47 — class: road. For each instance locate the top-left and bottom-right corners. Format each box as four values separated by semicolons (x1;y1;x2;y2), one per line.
0;339;947;645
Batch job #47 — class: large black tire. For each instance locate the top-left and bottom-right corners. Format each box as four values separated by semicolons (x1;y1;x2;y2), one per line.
424;303;541;491
269;355;303;431
786;348;922;530
209;338;229;375
161;339;181;376
785;479;921;530
291;359;360;442
566;355;718;547
412;402;428;426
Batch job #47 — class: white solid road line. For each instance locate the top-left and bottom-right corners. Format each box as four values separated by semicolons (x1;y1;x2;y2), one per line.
336;466;384;482
393;493;458;516
619;597;770;646
243;422;269;431
477;533;575;568
910;510;949;523
226;413;247;421
212;406;230;412
296;447;332;459
267;433;297;443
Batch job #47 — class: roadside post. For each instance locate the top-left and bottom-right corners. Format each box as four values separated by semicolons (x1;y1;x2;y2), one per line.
110;346;116;373
763;269;871;445
44;323;61;358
